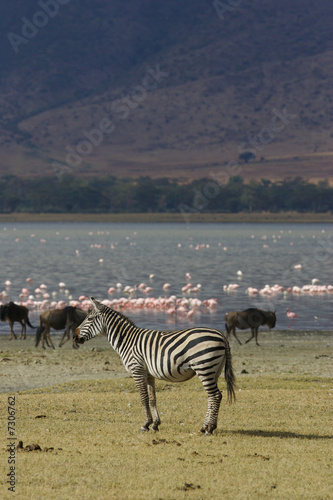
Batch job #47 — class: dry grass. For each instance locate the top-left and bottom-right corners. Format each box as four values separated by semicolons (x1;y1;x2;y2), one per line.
1;375;332;500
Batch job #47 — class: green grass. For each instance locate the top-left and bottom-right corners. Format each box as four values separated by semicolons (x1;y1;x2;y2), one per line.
1;375;332;499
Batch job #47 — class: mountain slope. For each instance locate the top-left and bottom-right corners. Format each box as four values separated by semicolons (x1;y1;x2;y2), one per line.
0;0;332;180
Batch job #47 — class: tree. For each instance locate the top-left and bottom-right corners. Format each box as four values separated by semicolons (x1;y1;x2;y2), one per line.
239;151;256;163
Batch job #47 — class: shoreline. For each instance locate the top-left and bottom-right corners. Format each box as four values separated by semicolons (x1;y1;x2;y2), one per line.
0;212;332;223
1;330;332;393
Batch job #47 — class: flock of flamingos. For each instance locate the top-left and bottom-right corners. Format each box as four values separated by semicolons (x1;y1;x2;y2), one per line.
1;273;332;323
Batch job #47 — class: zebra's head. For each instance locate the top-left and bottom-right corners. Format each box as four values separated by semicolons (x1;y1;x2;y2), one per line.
74;297;105;344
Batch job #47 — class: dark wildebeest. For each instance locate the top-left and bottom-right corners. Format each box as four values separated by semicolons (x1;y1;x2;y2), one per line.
225;308;276;346
0;301;35;340
35;306;87;349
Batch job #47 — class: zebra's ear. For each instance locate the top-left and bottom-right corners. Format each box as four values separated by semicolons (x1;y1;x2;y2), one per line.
90;297;103;311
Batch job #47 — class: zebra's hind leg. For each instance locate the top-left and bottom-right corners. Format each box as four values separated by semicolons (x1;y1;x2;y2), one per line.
200;407;211;434
147;375;161;431
199;377;222;435
132;370;153;431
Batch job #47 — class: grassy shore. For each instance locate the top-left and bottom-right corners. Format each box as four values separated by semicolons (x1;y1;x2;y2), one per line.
0;212;332;223
0;331;332;499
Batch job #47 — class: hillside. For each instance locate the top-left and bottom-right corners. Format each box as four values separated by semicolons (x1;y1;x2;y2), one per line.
0;0;332;181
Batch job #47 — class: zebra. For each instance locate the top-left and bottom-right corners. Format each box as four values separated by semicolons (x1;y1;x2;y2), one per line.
74;297;236;435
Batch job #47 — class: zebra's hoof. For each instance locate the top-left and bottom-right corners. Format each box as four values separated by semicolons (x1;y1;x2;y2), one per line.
205;424;216;435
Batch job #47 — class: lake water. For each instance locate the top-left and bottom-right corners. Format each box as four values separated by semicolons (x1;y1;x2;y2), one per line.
1;222;332;333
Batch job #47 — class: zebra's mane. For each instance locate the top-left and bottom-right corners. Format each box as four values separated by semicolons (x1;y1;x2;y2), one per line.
107;306;137;327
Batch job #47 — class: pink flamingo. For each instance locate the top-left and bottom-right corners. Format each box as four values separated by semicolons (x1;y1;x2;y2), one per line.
187;307;197;320
286;308;298;319
286;308;298;326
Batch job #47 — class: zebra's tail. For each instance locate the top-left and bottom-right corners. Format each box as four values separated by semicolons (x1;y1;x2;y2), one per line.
224;342;236;403
35;325;44;347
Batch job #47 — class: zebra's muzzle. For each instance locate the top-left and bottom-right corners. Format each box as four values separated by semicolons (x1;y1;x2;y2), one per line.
73;327;85;344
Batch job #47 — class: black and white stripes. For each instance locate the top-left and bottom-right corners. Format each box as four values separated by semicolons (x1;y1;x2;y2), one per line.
74;297;235;434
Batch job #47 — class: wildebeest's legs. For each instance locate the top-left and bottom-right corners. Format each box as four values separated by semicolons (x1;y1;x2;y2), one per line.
59;319;73;347
18;320;27;339
59;327;70;347
231;327;242;345
254;328;260;346
245;328;260;346
70;327;79;348
44;335;52;348
245;329;254;344
59;323;80;348
8;320;17;340
43;325;55;349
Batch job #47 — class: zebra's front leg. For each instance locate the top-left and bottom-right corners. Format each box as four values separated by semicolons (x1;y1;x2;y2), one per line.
132;370;153;431
147;375;161;431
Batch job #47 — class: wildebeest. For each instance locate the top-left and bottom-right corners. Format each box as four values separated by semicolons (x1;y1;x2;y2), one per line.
35;306;87;349
225;308;276;346
0;301;35;340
